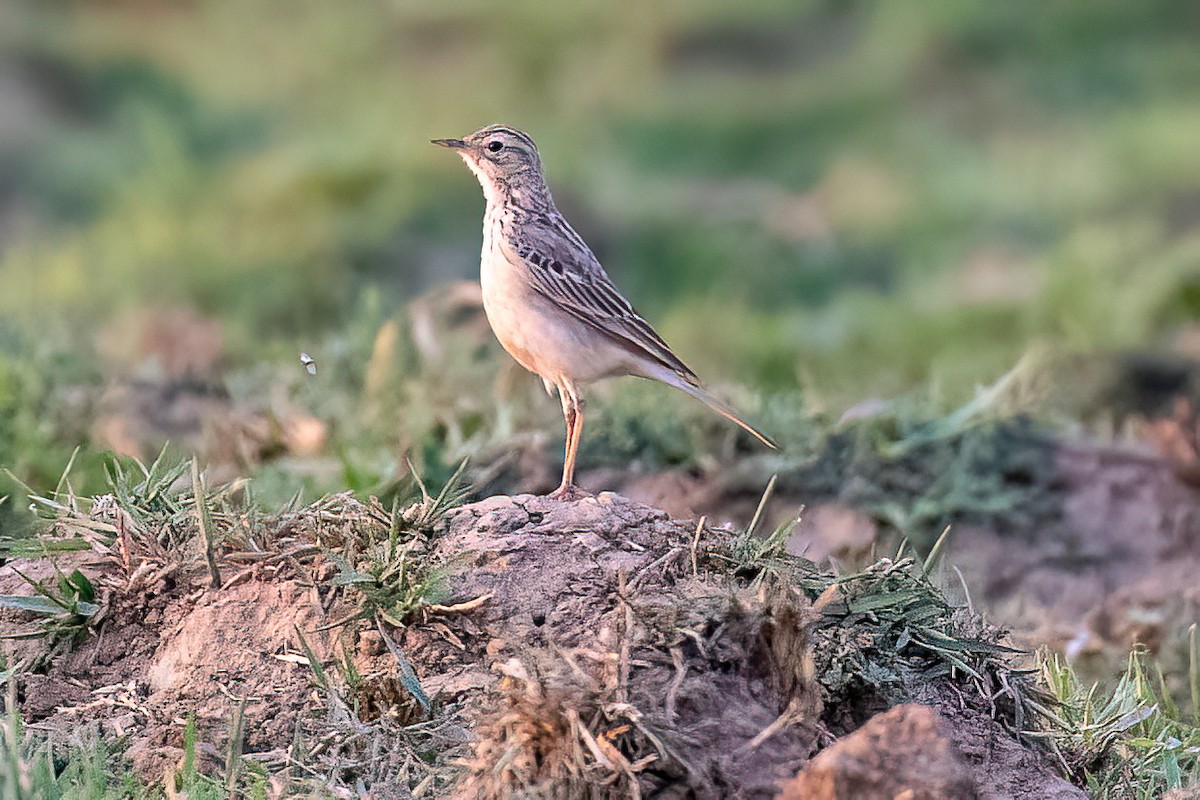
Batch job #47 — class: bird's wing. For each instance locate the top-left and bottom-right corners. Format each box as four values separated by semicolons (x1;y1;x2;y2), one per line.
508;214;699;384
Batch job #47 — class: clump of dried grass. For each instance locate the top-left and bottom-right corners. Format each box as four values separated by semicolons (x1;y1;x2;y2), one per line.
455;656;637;800
3;449;313;594
295;647;472;799
1;451;479;797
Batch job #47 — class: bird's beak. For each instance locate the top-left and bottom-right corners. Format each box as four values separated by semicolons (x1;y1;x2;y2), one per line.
431;138;466;149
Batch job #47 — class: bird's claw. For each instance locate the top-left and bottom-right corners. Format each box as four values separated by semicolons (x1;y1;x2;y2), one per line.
548;483;590;501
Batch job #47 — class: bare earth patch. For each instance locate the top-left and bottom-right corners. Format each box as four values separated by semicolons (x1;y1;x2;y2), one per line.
615;430;1200;693
944;442;1200;683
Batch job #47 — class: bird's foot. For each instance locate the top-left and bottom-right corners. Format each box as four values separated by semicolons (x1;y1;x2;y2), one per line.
548;483;590;501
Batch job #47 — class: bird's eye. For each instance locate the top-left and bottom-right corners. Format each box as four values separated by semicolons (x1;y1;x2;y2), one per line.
486;140;503;152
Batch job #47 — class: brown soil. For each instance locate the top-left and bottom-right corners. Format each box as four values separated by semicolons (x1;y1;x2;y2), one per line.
433;493;819;798
0;541;342;778
938;441;1200;683
0;491;1080;798
613;434;1200;688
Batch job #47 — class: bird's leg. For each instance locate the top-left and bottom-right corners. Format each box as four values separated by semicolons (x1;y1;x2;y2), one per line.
567;395;585;484
549;387;576;498
551;387;588;499
560;397;578;486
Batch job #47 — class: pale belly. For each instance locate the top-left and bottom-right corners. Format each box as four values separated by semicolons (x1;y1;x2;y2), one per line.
479;242;628;389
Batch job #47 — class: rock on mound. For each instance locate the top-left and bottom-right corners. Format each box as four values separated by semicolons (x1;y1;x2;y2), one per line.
779;704;976;799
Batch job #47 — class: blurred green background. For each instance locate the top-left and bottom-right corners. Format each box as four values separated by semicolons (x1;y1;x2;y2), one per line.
2;0;1200;507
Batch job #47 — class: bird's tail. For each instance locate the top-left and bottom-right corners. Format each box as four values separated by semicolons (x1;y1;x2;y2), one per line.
664;374;778;449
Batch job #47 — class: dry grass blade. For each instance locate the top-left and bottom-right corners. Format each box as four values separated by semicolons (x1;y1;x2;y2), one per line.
746;473;776;539
223;695;248;794
689;515;705;576
921;524;953;578
733;696;806;755
191;458;223;589
1191;623;1199;727
427;594;492;614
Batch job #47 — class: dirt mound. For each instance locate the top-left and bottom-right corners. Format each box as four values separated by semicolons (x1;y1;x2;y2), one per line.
407;493;1074;798
0;488;1079;797
431;494;818;798
778;701;1086;800
0;533;343;780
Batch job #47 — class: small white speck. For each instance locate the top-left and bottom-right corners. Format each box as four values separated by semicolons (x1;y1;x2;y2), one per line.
300;353;317;375
1064;627;1090;660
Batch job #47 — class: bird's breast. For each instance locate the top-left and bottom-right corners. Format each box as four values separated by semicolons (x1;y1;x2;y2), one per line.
479;215;546;376
477;219;618;388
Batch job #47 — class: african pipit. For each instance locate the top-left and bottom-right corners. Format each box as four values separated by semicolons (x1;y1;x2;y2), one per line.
433;124;776;498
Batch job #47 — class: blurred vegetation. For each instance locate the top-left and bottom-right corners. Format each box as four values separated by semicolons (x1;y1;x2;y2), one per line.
0;3;1199;519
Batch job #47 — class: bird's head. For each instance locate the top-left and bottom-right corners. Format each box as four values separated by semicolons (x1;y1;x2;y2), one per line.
433;124;545;203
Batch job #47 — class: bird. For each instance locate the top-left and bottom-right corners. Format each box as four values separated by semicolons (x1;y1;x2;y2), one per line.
433;124;776;498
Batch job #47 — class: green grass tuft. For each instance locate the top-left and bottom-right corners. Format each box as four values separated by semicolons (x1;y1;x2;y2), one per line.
1038;648;1200;798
